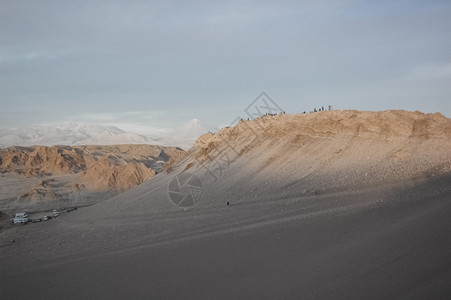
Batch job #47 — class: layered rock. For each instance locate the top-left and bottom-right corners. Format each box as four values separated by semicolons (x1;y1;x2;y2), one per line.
0;145;186;194
17;179;63;202
79;156;156;191
188;110;451;191
0;146;85;176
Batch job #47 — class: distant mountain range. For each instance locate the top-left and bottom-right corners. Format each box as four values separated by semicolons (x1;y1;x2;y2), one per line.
158;119;211;149
0;119;210;149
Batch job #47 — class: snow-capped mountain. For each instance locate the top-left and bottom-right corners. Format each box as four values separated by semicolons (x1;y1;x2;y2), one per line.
157;119;210;149
0;123;160;147
0;119;211;149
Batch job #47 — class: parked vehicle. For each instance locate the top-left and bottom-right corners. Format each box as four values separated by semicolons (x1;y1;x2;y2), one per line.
12;218;29;224
11;212;31;224
15;212;28;219
53;209;59;217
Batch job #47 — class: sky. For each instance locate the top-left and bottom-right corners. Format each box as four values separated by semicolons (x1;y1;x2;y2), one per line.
1;0;450;133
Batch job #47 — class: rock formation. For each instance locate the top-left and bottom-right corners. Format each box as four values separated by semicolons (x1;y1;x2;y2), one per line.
188;110;451;192
0;145;186;205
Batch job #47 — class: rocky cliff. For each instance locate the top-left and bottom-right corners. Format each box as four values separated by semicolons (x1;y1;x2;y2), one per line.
0;144;186;192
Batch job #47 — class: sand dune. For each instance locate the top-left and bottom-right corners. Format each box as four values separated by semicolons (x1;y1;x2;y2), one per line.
191;110;450;187
1;110;450;299
77;110;450;219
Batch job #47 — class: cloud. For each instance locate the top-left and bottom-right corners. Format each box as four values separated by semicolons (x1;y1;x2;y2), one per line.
67;110;167;124
0;0;450;126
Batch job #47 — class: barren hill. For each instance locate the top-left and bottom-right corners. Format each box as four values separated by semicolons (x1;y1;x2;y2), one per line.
0;144;184;176
2;110;451;299
0;144;185;211
78;110;451;217
190;110;451;194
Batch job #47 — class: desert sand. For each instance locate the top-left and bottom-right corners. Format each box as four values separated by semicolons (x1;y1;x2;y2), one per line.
1;110;450;299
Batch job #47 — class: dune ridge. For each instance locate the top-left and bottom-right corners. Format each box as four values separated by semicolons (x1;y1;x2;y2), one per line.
2;110;451;300
189;110;451;193
65;109;451;224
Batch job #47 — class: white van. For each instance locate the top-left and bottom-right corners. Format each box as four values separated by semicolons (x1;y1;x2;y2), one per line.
15;212;28;219
12;212;31;224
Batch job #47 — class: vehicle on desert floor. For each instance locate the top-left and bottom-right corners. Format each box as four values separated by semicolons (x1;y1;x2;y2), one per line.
11;212;31;224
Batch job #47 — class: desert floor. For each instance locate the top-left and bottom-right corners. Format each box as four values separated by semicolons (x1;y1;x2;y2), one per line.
1;173;451;299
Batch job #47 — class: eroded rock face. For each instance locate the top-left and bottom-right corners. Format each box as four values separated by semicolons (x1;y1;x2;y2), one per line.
0;146;86;176
0;145;186;193
79;156;156;191
17;179;63;203
189;110;451;189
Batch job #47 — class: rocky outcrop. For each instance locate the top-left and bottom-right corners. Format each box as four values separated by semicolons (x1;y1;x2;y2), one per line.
79;156;156;191
17;179;63;202
0;146;85;176
188;110;451;190
0;145;186;192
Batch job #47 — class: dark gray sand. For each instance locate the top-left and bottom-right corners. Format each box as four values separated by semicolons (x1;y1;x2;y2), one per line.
1;175;451;299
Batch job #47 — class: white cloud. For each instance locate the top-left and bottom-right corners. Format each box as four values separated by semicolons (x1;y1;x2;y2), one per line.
1;0;450;124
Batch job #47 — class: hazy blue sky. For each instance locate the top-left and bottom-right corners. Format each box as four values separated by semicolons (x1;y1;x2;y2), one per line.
1;0;450;132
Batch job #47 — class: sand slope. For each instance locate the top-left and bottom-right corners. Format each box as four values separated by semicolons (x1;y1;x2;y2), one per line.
74;110;450;219
1;110;451;299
